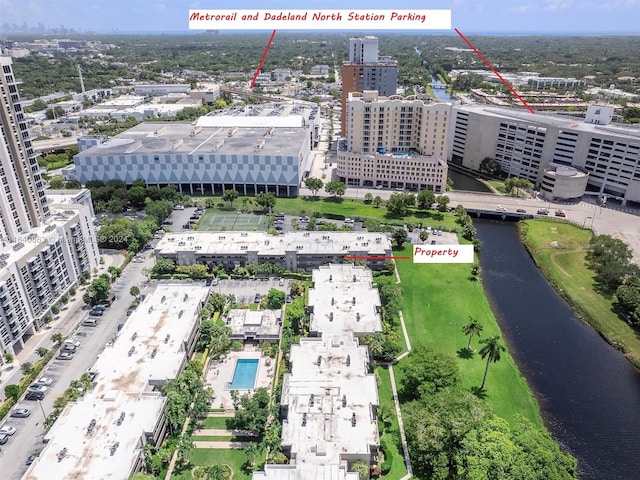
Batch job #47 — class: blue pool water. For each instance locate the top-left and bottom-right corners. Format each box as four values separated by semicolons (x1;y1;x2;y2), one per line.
228;359;259;390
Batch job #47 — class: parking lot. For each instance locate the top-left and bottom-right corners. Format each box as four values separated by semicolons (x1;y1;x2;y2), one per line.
212;278;290;305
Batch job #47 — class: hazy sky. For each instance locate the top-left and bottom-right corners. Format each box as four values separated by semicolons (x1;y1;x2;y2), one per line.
1;0;639;33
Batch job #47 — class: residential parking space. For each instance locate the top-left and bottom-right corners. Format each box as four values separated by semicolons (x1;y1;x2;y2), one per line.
211;278;290;304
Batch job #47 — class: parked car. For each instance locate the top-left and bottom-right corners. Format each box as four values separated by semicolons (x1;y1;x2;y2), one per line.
211;278;219;286
89;309;103;317
0;433;8;445
10;408;31;418
254;293;261;303
516;208;527;213
57;352;74;361
555;209;566;217
0;425;17;436
286;294;293;304
279;278;285;286
26;454;36;465
35;377;54;386
344;218;355;223
537;208;549;215
24;391;45;401
27;384;47;393
62;344;77;352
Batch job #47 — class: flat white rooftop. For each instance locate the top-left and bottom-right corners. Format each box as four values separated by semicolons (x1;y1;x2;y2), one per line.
226;308;281;340
24;393;164;480
308;265;382;338
155;231;391;258
252;464;359;480
281;336;379;465
23;284;210;480
0;202;88;269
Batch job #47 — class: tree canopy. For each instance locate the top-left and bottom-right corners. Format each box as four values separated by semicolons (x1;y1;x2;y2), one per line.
400;345;461;400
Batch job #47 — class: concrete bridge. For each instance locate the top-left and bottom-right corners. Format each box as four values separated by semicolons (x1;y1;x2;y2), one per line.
466;208;533;221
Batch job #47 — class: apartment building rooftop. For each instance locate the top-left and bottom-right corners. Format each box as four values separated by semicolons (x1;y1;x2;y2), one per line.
281;336;379;466
308;264;382;338
226;308;282;341
154;231;391;258
24;284;210;480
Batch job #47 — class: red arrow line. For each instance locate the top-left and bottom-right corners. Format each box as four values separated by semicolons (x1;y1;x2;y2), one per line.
250;30;277;89
455;28;534;114
344;256;411;261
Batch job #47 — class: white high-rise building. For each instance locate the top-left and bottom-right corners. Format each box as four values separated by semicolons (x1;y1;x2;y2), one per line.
349;36;379;63
0;54;50;240
0;52;99;357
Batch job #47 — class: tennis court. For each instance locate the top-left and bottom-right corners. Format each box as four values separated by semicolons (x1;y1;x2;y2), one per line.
199;212;268;231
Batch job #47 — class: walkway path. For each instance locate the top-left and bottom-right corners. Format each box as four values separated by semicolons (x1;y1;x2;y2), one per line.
384;274;414;478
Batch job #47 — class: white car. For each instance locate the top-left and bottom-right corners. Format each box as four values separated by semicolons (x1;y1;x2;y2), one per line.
344;218;355;223
35;377;54;386
0;425;17;436
496;205;507;212
27;384;48;393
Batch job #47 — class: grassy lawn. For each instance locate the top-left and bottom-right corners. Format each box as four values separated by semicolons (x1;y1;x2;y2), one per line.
375;366;409;480
192;195;459;231
394;244;543;426
172;448;251;480
521;220;640;367
485;180;507;195
201;416;233;429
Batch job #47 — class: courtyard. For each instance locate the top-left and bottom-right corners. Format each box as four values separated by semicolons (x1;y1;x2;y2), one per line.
205;348;275;411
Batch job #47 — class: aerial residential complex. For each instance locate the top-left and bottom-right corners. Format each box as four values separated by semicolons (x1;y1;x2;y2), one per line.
338;90;450;193
341;36;398;133
450;104;640;204
23;284;210;480
0;52;99;357
253;264;381;480
154;231;393;273
73;102;321;196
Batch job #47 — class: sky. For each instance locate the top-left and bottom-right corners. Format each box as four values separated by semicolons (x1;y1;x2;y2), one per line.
1;0;640;34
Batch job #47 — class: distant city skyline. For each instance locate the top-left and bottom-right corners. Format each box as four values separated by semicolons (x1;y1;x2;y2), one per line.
1;0;639;34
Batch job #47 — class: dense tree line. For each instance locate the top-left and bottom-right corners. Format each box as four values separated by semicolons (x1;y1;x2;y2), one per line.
587;235;640;325
400;345;578;480
11;33;637;102
360;276;403;362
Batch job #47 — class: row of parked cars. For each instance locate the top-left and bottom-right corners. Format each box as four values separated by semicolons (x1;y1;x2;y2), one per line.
0;335;82;447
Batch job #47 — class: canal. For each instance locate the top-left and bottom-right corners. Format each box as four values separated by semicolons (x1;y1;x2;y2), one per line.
476;219;640;480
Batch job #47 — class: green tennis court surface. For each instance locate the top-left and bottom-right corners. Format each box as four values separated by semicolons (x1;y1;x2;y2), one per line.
198;212;268;231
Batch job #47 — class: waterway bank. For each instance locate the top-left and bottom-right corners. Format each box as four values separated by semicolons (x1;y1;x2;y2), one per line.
476;219;640;480
519;219;640;369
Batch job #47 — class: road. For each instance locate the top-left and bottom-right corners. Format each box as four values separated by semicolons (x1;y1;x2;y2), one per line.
299;141;640;263
0;252;155;480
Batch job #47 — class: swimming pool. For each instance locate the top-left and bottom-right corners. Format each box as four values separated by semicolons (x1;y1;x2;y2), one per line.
227;359;259;390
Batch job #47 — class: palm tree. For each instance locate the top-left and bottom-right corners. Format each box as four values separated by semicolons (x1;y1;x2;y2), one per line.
462;317;484;351
478;335;506;390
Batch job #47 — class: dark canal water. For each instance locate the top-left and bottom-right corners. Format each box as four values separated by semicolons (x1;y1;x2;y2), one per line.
448;169;492;193
475;219;640;480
